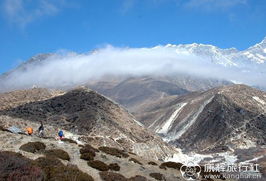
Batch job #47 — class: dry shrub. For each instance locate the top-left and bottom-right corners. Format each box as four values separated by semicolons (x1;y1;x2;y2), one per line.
19;142;46;153
99;171;127;181
0;151;93;181
45;149;70;161
99;146;129;158
0;151;45;181
80;152;95;161
108;163;120;171
88;160;109;171
80;144;99;154
149;172;165;181
80;144;98;161
34;156;94;181
160;161;183;170
128;175;148;181
148;161;158;166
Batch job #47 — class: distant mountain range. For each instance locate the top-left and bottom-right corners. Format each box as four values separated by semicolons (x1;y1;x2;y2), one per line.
0;37;266;92
162;36;266;66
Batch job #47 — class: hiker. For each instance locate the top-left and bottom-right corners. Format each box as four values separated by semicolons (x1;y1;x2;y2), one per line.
38;121;44;137
58;129;64;140
26;127;33;136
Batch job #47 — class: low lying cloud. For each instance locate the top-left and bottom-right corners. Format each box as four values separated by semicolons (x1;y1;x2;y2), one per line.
1;45;266;91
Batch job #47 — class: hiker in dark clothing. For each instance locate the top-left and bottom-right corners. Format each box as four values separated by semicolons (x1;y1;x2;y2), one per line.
38;121;44;137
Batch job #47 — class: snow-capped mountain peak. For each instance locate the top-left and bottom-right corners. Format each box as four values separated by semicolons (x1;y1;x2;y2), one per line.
162;37;266;66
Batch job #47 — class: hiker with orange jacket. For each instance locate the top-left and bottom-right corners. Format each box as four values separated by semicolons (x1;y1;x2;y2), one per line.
26;127;33;135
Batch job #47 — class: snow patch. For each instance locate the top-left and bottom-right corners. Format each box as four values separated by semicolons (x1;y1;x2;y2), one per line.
256;53;266;61
217;152;238;164
157;103;187;134
133;119;144;127
253;96;266;105
165;148;213;165
173;96;214;140
242;156;264;164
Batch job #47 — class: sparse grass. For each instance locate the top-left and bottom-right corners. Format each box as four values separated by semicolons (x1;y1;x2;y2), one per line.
99;146;129;158
88;160;109;171
62;138;77;144
149;172;165;180
129;158;142;165
99;171;127;181
109;163;120;171
19;142;46;153
45;149;70;161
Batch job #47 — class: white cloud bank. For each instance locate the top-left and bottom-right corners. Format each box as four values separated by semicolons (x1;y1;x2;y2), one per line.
1;45;266;91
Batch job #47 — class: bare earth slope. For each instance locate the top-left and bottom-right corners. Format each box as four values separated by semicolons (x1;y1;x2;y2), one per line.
142;84;266;153
0;87;176;160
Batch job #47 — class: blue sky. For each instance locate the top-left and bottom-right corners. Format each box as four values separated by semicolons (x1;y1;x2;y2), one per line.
0;0;266;74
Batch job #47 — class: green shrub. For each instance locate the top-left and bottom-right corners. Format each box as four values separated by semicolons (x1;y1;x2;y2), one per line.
45;149;70;161
109;163;120;171
19;142;46;153
160;161;183;170
148;161;158;166
98;146;129;158
99;171;127;181
129;158;142;165
149;172;165;180
88;160;109;171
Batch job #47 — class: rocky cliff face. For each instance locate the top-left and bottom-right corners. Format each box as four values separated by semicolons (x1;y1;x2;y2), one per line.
0;87;176;160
